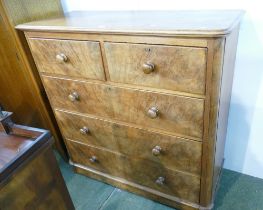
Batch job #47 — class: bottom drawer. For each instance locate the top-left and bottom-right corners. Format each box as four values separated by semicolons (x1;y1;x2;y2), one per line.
66;140;200;203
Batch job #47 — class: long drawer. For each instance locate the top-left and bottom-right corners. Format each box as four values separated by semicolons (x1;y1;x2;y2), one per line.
104;42;207;94
43;76;204;138
66;140;200;203
55;110;202;175
28;38;105;80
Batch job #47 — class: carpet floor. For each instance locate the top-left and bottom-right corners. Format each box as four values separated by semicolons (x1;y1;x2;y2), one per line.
56;153;263;210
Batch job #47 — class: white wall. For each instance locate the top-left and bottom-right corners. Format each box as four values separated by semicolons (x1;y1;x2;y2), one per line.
61;0;263;179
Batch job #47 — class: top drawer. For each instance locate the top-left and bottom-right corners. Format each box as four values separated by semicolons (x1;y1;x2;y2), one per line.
28;38;105;80
104;42;207;94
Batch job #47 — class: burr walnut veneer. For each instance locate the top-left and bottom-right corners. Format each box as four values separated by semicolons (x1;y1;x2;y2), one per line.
17;11;243;210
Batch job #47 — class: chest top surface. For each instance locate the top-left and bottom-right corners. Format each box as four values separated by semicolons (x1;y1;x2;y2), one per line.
16;10;244;37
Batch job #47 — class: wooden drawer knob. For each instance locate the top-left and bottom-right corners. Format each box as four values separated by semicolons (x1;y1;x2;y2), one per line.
152;146;162;156
155;176;165;185
68;91;79;102
142;62;155;74
56;53;68;63
80;126;89;134
89;156;97;163
147;107;159;119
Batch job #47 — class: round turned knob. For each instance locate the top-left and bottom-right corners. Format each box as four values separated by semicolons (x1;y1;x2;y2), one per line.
68;91;79;102
89;156;97;163
156;176;165;185
80;126;89;134
142;62;155;74
152;145;162;156
56;53;68;63
147;107;159;119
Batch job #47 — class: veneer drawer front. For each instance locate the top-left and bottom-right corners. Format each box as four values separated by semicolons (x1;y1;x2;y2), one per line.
104;42;207;94
28;38;105;80
67;140;200;203
44;77;204;138
55;110;202;175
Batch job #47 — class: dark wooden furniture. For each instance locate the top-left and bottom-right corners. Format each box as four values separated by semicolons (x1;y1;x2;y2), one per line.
0;0;67;159
0;111;74;210
17;11;243;210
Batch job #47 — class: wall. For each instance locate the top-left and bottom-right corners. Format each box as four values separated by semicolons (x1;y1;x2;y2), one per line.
61;0;263;179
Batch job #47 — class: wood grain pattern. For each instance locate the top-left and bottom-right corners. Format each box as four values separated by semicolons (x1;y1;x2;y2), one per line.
28;38;105;80
43;76;204;139
25;31;208;47
199;28;240;207
0;145;74;210
55;110;202;175
0;125;74;210
105;42;207;94
0;133;33;170
211;26;240;201
199;39;225;207
0;7;42;127
201;39;226;206
0;0;67;159
0;120;49;180
16;10;244;37
17;11;243;210
67;140;200;203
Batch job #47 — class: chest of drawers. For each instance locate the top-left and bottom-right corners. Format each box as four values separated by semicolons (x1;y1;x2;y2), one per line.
17;10;243;210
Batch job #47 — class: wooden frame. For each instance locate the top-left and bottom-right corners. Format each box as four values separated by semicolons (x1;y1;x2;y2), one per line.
16;11;243;210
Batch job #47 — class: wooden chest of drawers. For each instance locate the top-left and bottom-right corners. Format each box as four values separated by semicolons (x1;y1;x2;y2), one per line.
17;10;243;210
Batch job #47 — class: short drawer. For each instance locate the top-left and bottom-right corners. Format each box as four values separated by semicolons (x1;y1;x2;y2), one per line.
28;38;105;80
55;110;202;175
43;77;204;138
67;140;200;203
104;42;207;94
